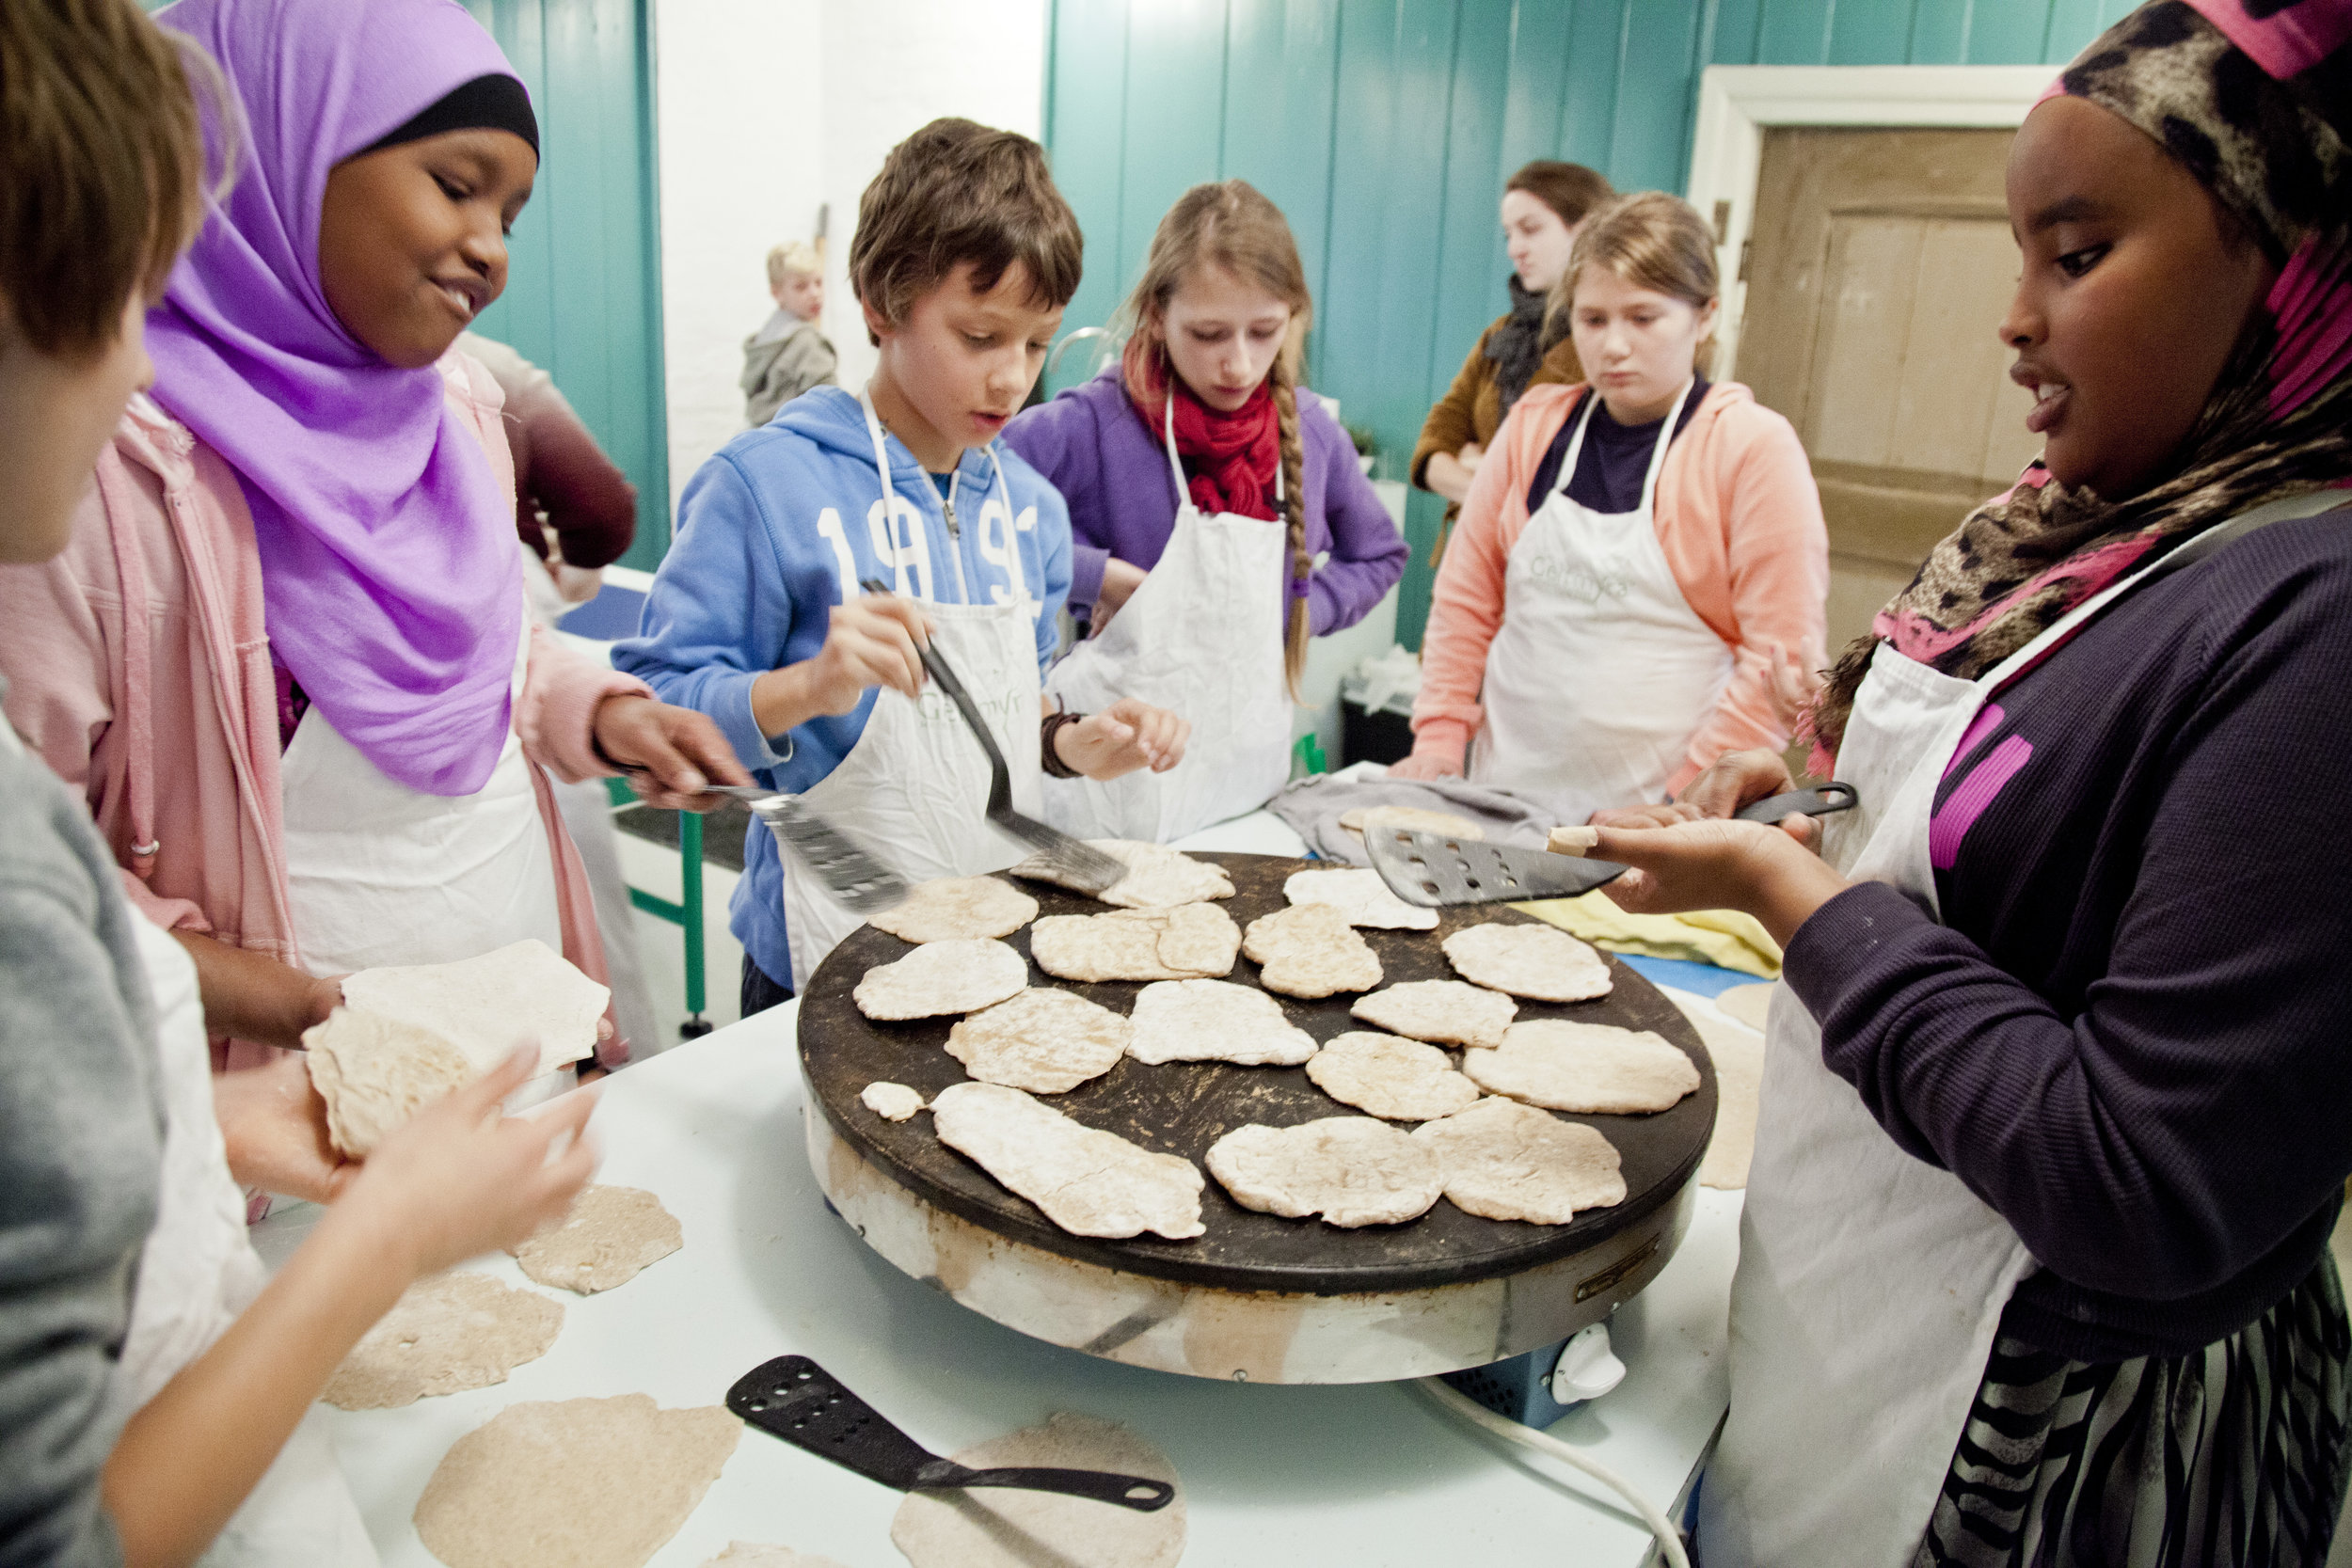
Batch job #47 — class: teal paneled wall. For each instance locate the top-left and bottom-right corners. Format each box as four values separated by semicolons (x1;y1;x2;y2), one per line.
464;0;670;571
1042;0;2117;646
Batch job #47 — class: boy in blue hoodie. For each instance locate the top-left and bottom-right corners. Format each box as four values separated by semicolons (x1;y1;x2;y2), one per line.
618;119;1189;1010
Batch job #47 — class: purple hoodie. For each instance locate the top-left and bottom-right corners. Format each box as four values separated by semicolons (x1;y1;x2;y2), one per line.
1003;368;1407;634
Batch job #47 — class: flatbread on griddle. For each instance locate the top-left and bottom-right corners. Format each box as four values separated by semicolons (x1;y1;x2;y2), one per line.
1203;1117;1443;1227
1009;838;1234;909
1304;1032;1480;1122
341;938;608;1076
867;876;1038;943
853;938;1028;1020
930;1082;1205;1240
304;1006;474;1158
1460;1019;1701;1114
1281;867;1438;930
946;988;1132;1093
510;1184;682;1295
1412;1096;1627;1224
324;1271;563;1409
1242;902;1382;998
1028;904;1240;983
859;1081;926;1122
1125;978;1316;1067
1440;922;1613;1003
1350;979;1518;1050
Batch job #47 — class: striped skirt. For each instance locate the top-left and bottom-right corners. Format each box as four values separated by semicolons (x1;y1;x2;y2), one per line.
1913;1260;2352;1568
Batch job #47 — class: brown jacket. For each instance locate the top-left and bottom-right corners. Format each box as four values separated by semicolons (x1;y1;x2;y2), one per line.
1411;316;1583;490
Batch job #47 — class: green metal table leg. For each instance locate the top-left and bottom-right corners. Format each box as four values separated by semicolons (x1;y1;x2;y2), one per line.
678;810;711;1039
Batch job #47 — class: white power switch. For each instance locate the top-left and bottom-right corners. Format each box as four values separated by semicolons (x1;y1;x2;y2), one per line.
1549;1322;1627;1404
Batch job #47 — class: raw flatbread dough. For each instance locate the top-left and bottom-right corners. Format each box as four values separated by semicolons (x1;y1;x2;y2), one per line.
931;1082;1205;1240
1350;980;1518;1050
1339;805;1486;841
1412;1096;1628;1223
304;1006;474;1158
700;1547;851;1568
1282;867;1438;931
1204;1117;1443;1227
867;876;1039;943
323;1271;563;1410
1305;1032;1480;1122
511;1183;682;1294
1242;903;1382;998
413;1394;739;1568
1125;978;1316;1067
854;938;1028;1020
1010;838;1234;909
1461;1019;1701;1115
1663;988;1764;1190
1028;904;1240;983
1716;982;1775;1031
947;989;1132;1093
1441;922;1613;1003
860;1081;926;1121
889;1412;1184;1568
341;938;608;1076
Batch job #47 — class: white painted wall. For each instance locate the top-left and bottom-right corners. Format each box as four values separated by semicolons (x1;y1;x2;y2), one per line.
653;0;1047;514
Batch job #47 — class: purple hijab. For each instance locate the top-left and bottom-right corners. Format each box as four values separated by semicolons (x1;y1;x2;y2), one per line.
150;0;529;797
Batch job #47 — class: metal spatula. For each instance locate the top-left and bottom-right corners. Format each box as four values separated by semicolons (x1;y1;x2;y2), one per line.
860;578;1123;894
727;1354;1176;1513
691;784;909;915
1365;784;1859;909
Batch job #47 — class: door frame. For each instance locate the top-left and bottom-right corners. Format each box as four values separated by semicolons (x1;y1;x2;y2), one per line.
1687;64;2060;381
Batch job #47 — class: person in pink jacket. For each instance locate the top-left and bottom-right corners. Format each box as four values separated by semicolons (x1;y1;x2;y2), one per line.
0;0;742;1174
1394;193;1828;822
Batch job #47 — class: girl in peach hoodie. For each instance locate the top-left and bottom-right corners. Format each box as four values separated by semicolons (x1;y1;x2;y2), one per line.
1394;193;1827;821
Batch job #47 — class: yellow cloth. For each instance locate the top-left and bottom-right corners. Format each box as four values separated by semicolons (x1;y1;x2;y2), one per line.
1511;891;1783;978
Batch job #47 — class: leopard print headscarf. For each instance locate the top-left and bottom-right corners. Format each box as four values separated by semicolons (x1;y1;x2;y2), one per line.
1806;0;2352;760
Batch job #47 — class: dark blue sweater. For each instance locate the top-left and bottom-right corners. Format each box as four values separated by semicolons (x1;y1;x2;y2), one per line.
1784;506;2352;1362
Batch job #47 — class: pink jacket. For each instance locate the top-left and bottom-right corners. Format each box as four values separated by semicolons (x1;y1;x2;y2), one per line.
1410;381;1829;793
0;351;646;1069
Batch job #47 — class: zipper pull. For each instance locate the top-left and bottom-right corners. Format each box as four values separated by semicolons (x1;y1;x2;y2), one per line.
943;494;959;538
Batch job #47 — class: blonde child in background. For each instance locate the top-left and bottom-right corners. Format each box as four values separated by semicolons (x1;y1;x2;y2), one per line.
742;240;837;426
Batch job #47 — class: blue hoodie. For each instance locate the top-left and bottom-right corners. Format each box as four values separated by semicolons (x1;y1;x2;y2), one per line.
613;386;1073;987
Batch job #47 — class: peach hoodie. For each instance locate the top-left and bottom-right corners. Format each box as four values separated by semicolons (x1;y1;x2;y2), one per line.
0;351;645;1070
1410;381;1828;793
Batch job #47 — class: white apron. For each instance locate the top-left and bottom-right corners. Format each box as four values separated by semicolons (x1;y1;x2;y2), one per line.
780;401;1044;990
1041;392;1293;843
1469;383;1730;822
114;916;375;1568
1697;492;2339;1567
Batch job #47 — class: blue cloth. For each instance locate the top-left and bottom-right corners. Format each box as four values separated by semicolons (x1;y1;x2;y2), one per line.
1619;952;1756;999
613;387;1072;983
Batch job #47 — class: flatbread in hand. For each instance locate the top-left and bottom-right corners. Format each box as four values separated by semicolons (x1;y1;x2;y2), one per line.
1662;989;1764;1190
413;1395;738;1568
1460;1019;1701;1115
867;876;1038;943
931;1082;1205;1240
1441;923;1613;1003
1010;839;1234;909
341;938;608;1076
1204;1117;1443;1227
324;1271;563;1409
1305;1032;1480;1122
1339;806;1486;841
511;1184;682;1295
1029;904;1240;983
1413;1097;1627;1224
1350;980;1518;1050
854;938;1028;1020
947;989;1132;1093
890;1413;1184;1568
1243;903;1382;998
304;1006;473;1158
1282;868;1438;931
1126;978;1316;1067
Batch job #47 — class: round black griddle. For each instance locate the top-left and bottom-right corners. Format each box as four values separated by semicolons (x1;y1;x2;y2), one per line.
799;852;1716;1298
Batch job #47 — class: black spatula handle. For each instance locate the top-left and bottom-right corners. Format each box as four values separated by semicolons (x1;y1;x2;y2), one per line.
922;1461;1177;1513
1732;781;1858;824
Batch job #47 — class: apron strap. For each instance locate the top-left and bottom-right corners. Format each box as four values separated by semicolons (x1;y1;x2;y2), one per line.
982;443;1032;610
859;390;915;599
1638;380;1696;515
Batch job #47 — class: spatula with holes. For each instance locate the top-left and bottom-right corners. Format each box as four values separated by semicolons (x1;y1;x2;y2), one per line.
860;577;1123;895
1365;783;1860;909
727;1354;1175;1512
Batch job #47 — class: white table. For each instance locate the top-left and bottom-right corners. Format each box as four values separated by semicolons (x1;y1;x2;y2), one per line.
258;813;1741;1567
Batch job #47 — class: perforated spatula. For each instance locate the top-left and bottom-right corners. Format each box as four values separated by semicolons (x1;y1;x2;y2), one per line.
860;578;1122;894
1364;783;1859;909
727;1354;1176;1513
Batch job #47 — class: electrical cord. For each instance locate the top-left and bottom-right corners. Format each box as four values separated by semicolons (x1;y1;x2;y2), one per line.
1415;1375;1692;1568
